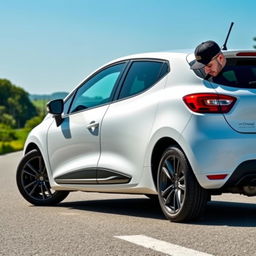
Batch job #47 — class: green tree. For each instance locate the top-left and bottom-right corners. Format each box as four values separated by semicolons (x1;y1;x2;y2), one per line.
0;106;16;127
0;79;38;128
254;37;256;49
1;114;16;128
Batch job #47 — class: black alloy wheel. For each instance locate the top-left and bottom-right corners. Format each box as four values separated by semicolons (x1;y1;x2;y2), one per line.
16;150;69;206
157;146;208;222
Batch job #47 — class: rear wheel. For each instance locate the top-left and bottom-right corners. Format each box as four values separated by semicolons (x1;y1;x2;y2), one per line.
16;150;69;206
157;146;208;222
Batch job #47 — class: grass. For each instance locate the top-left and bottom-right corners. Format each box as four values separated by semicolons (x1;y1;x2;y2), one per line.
0;128;29;155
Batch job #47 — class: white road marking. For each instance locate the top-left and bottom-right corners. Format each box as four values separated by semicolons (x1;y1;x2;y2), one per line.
115;235;214;256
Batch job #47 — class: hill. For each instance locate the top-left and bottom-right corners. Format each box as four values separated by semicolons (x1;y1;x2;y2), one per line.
29;92;68;101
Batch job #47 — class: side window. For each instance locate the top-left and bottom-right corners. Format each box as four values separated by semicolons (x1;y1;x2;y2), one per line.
70;63;126;113
118;61;168;99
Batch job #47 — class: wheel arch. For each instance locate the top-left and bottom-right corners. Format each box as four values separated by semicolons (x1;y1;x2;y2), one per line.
150;135;207;192
23;139;55;188
24;142;40;155
151;137;181;188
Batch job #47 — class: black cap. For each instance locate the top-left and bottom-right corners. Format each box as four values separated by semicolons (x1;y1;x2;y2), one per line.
191;40;221;69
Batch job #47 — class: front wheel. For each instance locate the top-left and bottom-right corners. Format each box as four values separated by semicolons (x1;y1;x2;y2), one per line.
16;150;69;206
157;146;208;222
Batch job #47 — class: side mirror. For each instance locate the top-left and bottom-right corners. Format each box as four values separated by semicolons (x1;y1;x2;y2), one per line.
47;99;64;126
47;99;64;115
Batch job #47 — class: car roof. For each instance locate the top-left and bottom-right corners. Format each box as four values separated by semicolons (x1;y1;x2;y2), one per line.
109;50;192;63
107;49;256;66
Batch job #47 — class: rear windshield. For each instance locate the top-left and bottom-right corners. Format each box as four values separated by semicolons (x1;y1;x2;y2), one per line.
194;58;256;88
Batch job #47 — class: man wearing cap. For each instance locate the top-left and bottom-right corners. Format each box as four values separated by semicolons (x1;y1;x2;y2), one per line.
191;40;226;78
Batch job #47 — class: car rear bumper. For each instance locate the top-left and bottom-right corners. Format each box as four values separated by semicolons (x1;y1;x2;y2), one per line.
181;114;256;189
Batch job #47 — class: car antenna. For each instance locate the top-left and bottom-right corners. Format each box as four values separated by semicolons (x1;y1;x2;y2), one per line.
222;22;234;50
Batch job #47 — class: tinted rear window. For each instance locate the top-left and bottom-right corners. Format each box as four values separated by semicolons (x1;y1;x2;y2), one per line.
118;61;168;99
195;58;256;88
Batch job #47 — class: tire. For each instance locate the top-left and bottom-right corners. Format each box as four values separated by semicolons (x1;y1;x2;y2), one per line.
157;146;208;222
16;149;69;206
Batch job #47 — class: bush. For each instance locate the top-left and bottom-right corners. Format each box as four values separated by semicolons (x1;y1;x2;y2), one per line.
0;143;15;154
0;128;28;155
15;129;29;142
25;115;44;131
0;124;17;142
10;140;24;151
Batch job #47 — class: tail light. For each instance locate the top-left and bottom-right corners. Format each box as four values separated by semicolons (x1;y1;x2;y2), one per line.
236;52;256;56
183;93;236;113
207;174;227;180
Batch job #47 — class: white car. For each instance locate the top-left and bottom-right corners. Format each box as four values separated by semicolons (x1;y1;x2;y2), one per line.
16;50;256;222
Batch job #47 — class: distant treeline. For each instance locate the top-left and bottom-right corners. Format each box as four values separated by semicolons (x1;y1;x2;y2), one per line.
30;92;68;101
0;79;37;128
0;79;69;129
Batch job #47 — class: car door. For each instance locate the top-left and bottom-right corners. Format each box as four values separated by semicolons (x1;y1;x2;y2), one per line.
97;60;169;184
47;62;127;185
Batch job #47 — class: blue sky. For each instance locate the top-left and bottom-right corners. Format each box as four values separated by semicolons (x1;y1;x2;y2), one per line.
1;0;256;94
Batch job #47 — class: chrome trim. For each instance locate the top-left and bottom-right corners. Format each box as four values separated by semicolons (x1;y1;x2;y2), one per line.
54;168;132;185
97;175;131;184
55;178;97;184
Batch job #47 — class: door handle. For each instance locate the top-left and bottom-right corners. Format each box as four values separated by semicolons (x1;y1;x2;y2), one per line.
87;121;99;130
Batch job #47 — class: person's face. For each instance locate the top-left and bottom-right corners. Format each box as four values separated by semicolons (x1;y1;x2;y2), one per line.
204;54;225;77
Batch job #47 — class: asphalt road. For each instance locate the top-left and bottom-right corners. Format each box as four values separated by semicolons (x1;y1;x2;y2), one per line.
1;152;256;256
